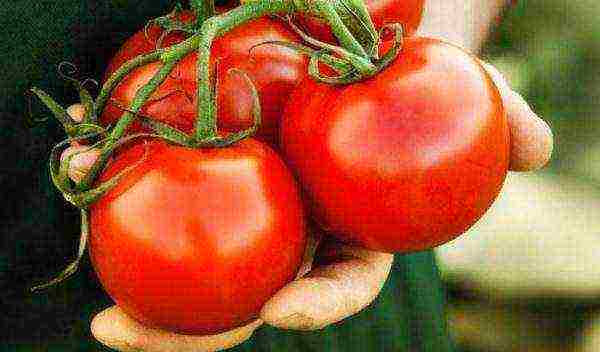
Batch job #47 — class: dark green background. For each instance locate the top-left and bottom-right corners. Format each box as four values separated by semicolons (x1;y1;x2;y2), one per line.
1;1;454;351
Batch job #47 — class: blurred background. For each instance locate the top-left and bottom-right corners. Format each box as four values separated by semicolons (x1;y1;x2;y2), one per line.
436;0;600;351
1;0;598;351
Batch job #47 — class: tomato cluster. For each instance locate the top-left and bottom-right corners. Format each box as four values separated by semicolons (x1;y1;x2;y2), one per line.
73;0;510;335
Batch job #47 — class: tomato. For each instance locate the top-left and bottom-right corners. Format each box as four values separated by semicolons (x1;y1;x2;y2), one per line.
295;0;425;44
280;37;510;253
101;11;308;145
89;139;306;334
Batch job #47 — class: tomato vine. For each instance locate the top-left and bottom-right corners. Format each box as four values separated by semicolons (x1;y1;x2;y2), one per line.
30;0;408;291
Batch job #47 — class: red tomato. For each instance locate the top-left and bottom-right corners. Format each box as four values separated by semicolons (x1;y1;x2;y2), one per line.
89;139;306;333
101;11;308;145
281;37;510;253
296;0;425;44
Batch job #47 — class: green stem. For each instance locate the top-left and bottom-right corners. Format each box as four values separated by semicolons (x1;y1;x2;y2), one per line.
335;0;379;58
79;30;213;190
401;250;455;352
312;0;368;58
194;22;218;141
193;0;296;141
190;0;215;26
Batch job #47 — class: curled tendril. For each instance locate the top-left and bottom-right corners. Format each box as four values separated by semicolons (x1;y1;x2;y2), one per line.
249;40;360;84
155;30;171;50
375;23;404;69
58;61;100;93
144;19;155;43
81;78;99;92
144;3;194;50
144;3;178;43
248;39;315;60
58;61;79;82
308;52;358;84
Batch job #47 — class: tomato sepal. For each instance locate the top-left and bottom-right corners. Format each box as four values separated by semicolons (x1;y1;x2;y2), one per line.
30;209;90;292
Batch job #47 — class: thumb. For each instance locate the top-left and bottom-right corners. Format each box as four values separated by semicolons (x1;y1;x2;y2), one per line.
480;60;554;171
260;241;393;330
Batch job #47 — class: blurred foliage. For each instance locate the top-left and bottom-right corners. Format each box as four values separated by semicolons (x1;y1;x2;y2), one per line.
483;0;600;183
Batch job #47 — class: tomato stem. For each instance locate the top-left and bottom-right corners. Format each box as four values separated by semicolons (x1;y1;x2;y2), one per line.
331;0;380;59
313;0;369;58
193;0;295;142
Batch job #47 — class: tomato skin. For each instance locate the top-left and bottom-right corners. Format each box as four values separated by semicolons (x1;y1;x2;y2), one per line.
281;37;510;253
89;139;306;334
296;0;425;43
101;11;308;145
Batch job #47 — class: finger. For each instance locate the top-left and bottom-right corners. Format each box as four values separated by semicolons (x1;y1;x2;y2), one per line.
91;306;262;352
67;103;86;123
60;145;100;183
481;61;554;171
260;241;393;330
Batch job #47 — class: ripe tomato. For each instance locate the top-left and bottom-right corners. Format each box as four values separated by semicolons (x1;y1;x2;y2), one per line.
89;139;306;334
101;11;307;145
295;0;425;44
281;37;510;253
